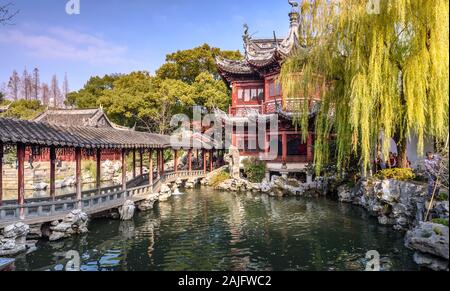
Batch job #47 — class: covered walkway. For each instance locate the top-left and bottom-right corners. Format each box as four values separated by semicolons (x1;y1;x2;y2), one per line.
0;118;223;224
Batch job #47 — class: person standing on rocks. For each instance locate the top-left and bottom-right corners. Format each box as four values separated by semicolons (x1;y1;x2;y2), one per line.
425;152;441;197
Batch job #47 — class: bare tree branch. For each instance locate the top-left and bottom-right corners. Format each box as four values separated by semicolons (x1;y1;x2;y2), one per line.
0;2;19;25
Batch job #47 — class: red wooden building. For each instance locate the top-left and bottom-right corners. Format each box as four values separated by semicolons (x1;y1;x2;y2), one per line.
215;4;320;174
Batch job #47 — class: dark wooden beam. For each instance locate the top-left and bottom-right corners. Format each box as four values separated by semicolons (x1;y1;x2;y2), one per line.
282;132;287;164
122;149;127;191
307;132;314;163
174;150;178;174
156;149;161;178
139;150;143;176
50;146;56;200
17;143;25;217
161;150;165;175
209;150;214;172
132;149;136;179
75;147;82;208
188;149;192;174
96;148;101;193
149;150;153;189
203;149;207;174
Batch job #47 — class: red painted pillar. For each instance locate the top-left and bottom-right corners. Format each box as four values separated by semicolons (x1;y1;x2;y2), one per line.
139;150;143;176
0;142;3;206
209;150;214;172
17;143;25;218
50;146;56;200
132;149;136;179
121;149;127;191
282;132;287;164
96;148;101;193
307;133;314;163
196;149;199;168
202;149;207;174
157;149;161;178
149;150;153;187
174;150;178;174
188;149;192;173
75;148;82;208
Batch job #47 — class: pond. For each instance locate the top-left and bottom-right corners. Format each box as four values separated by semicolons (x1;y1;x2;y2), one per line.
13;188;418;271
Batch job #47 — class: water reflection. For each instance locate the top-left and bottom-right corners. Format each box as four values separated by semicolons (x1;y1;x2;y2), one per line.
14;189;418;271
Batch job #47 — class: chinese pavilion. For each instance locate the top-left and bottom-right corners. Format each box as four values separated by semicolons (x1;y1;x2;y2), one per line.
215;2;320;174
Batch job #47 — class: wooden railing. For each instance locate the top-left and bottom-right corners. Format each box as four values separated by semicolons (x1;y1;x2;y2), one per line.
0;170;207;225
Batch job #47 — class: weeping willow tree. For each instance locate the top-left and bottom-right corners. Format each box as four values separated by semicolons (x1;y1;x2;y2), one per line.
280;0;449;175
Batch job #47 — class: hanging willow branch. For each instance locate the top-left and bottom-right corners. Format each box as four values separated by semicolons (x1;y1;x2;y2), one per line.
0;2;19;25
280;0;449;175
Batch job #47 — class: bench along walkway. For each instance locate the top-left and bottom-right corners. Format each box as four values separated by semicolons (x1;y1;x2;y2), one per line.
0;170;206;228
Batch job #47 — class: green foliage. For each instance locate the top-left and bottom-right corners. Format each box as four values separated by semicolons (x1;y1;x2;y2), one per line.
242;158;266;183
83;160;97;180
65;44;238;134
433;227;444;236
432;218;449;227
65;74;121;108
438;192;449;201
280;0;449;175
190;72;230;111
375;168;415;181
209;170;231;187
0;92;5;103
0;99;44;120
156;43;242;84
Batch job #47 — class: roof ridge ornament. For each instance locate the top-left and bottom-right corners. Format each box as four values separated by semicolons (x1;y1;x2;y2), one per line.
288;0;299;10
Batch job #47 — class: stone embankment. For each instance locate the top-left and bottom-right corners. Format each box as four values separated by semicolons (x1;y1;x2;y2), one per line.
337;179;449;271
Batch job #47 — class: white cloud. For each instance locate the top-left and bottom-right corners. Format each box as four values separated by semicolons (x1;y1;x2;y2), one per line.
0;26;135;65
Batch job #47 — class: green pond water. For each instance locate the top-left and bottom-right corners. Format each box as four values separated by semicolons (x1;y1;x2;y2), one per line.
13;188;418;271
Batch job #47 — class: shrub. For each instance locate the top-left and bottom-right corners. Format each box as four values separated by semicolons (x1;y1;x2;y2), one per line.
438;192;449;201
375;168;415;181
209;170;230;187
432;218;449;227
83;160;97;180
242;158;266;183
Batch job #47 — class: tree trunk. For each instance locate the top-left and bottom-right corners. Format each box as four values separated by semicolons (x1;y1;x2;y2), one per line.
393;133;408;168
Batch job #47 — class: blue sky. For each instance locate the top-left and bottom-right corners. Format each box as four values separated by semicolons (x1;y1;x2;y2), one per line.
0;0;293;92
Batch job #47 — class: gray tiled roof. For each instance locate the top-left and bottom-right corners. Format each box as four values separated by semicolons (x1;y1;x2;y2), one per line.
0;118;169;149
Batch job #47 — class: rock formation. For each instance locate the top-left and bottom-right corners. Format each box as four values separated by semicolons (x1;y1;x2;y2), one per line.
0;223;32;256
224;145;240;179
48;210;89;241
337;179;429;230
405;222;449;271
159;184;172;202
119;200;136;221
